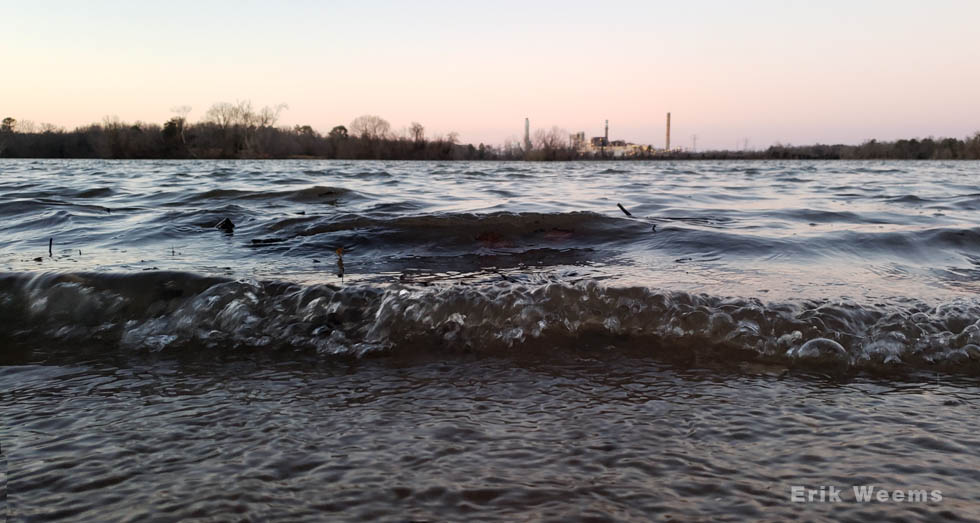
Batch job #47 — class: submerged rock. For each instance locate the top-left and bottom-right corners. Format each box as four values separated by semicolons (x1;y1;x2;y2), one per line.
215;218;235;233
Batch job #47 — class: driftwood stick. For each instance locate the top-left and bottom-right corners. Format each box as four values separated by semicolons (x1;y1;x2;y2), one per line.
617;203;633;217
49;238;53;257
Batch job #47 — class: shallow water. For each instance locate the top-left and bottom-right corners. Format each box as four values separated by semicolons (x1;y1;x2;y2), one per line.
2;159;980;520
4;351;980;521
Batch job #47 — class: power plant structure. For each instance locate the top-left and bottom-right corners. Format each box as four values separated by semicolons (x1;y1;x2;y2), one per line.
578;118;672;157
526;114;678;157
524;117;531;151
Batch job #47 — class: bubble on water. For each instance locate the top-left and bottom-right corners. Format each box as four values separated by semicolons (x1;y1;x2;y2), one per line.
791;338;847;361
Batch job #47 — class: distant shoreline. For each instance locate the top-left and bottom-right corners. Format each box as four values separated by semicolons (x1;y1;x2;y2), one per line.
4;154;980;161
2;113;978;161
3;151;980;161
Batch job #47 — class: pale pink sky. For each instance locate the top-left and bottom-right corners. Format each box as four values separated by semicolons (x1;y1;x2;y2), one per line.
3;0;979;149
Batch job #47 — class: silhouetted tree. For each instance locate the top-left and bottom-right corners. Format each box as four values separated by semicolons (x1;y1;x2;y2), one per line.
256;104;288;127
410;122;425;145
529;126;575;160
170;106;191;145
349;115;390;140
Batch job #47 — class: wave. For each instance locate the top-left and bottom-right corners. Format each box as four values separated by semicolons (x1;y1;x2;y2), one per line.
883;194;931;204
853;167;909;174
180;186;362;204
104;203;980;264
2;271;978;374
249;211;644;253
879;194;980;211
0;198;111;218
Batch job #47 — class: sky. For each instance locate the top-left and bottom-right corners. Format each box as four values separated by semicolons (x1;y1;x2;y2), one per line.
2;0;979;150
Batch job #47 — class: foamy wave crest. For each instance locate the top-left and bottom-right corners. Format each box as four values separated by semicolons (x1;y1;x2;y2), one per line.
2;271;979;372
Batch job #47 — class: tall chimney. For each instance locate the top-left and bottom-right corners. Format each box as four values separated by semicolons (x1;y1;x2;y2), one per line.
604;119;609;144
524;118;531;151
666;112;671;151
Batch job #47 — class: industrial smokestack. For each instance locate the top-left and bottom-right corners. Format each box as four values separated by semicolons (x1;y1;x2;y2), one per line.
524;118;531;151
604;119;609;143
666;112;671;152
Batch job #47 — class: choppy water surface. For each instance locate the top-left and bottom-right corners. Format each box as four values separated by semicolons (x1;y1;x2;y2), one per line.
2;159;980;520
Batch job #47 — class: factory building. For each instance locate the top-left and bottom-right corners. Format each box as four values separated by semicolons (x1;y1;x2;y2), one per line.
572;118;666;157
525;114;679;157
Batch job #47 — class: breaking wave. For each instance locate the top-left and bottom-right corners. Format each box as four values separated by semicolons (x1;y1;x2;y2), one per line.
2;271;979;374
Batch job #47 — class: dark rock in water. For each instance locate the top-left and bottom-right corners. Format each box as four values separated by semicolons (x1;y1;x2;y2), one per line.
216;218;235;233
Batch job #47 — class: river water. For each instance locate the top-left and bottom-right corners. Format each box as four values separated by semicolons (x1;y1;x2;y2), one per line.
1;159;979;520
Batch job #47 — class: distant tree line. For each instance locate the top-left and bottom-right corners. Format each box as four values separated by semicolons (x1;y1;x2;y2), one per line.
0;102;498;160
1;106;979;160
719;135;980;160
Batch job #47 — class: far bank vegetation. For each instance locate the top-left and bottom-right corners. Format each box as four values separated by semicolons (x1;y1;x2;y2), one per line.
2;102;979;161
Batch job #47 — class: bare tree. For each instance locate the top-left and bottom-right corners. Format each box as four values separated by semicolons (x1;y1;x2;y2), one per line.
171;105;191;121
533;126;568;151
349;115;391;140
204;102;239;129
15;119;38;133
529;126;574;160
236;100;256;127
102;115;123;130
204;100;286;128
257;103;288;127
409;122;425;143
170;105;191;144
501;137;524;159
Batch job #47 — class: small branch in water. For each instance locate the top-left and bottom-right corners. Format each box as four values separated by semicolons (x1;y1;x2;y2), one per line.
49;238;53;257
336;247;345;280
617;203;633;217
